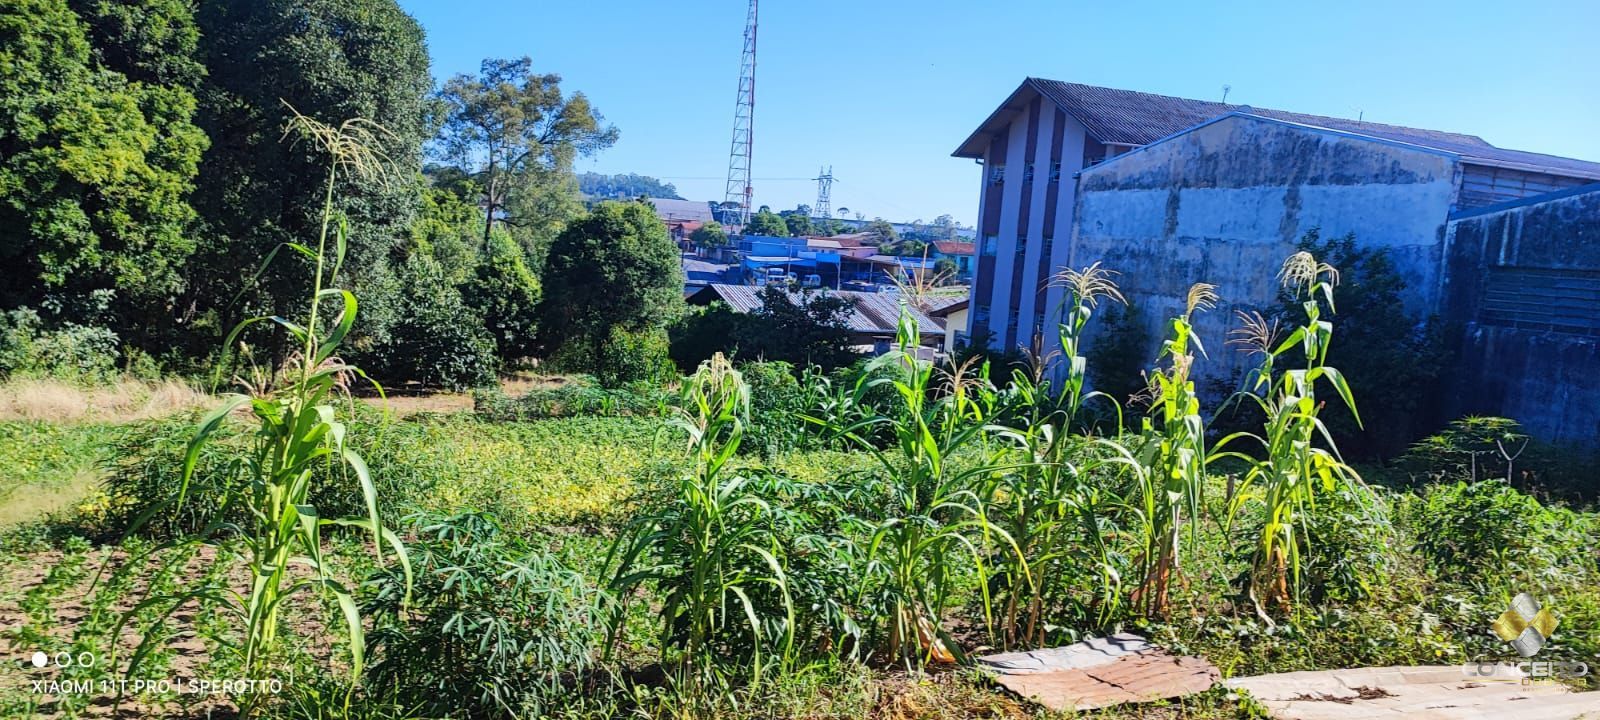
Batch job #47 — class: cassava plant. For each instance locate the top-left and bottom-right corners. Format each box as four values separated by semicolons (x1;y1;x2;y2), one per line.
1219;252;1362;621
117;108;411;716
1128;283;1216;618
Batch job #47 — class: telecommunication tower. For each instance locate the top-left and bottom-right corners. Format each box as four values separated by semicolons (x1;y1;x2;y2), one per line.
722;0;758;227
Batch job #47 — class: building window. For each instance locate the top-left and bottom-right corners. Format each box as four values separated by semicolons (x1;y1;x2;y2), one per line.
1006;308;1019;340
1016;234;1027;254
1023;162;1035;182
989;164;1005;185
1049;161;1062;183
1041;236;1053;260
982;235;998;256
974;304;991;324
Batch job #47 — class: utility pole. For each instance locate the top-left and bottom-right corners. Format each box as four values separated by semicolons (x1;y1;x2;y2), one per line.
722;0;757;228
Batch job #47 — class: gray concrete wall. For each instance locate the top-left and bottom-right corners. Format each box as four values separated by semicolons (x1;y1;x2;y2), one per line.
1068;113;1460;388
1441;185;1600;446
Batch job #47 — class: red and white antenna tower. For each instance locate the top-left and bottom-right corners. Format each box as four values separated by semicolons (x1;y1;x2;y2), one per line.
722;0;757;228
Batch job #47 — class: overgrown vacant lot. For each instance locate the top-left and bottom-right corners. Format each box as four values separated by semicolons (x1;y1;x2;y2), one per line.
3;357;1599;719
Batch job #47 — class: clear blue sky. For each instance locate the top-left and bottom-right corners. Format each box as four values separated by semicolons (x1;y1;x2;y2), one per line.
398;0;1600;226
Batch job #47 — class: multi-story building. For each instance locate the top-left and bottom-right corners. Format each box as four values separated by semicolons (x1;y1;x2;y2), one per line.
952;78;1600;358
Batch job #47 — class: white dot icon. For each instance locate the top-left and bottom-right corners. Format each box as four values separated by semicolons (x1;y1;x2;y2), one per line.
30;651;47;668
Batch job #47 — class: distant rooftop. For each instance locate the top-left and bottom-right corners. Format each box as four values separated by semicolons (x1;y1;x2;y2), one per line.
955;78;1600;180
647;197;716;223
686;283;945;337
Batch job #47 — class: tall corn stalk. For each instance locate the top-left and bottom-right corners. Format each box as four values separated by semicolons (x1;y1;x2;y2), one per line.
607;354;796;703
121;108;411;716
1130;283;1216;618
819;306;1013;668
1218;252;1361;621
988;265;1133;647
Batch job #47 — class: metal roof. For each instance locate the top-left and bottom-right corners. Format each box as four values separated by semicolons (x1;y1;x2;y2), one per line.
954;78;1600;180
933;241;975;255
687;284;944;336
646;197;716;223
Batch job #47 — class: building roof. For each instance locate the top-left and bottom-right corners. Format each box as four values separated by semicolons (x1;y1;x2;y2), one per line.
686;284;944;338
647;197;716;223
954;78;1600;180
924;296;968;317
933;241;975;255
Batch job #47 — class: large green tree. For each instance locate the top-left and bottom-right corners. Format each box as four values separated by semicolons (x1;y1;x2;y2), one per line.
745;208;789;237
435;57;618;257
0;0;207;345
541;200;683;368
182;0;431;358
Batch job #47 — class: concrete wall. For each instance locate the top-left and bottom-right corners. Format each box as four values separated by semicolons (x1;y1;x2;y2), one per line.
1441;184;1600;446
1068;113;1460;387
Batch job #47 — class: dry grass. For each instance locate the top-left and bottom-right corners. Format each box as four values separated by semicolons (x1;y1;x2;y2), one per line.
0;377;208;424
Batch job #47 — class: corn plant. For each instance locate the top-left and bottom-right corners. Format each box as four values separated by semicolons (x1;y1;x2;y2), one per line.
1129;283;1216;618
816;308;1014;667
117;108;410;716
606;354;797;702
1218;252;1361;620
985;267;1134;646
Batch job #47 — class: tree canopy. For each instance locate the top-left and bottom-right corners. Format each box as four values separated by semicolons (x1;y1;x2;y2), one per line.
745;208;789;237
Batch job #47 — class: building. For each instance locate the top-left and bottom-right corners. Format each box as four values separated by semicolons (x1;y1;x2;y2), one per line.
955;78;1600;444
932;241;975;279
647;198;718;243
928;299;969;353
686;283;946;353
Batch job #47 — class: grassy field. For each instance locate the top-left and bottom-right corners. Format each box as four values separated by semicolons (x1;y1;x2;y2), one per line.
1;373;1596;720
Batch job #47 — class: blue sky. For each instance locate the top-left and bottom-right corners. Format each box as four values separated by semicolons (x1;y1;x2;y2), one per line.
398;0;1600;226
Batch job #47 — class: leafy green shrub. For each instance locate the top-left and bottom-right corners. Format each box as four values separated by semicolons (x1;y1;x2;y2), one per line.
0;308;120;382
465;232;541;362
362;254;498;390
740;360;811;455
1295;482;1393;603
364;512;606;718
1405;479;1596;587
473;378;667;421
668;302;749;372
1399;416;1598;503
593;325;675;387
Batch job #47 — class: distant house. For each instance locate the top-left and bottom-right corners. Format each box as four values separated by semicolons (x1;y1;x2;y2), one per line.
647;198;718;244
932;240;975;278
926;298;969;354
686;283;945;353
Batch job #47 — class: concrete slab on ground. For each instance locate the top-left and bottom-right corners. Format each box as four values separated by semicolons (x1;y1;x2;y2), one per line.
1226;665;1600;719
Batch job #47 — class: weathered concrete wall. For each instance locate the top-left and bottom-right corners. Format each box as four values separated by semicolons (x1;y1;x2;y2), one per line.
1068;113;1459;389
1441;184;1600;446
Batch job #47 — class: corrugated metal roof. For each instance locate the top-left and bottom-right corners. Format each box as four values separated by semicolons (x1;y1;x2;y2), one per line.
687;284;943;337
956;78;1600;180
646;198;716;223
933;241;975;255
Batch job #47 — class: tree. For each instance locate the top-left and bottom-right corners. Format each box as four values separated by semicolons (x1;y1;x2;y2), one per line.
929;214;959;240
866;218;899;244
0;0;207;350
780;205;816;237
1275;229;1451;459
541;201;684;369
184;0;432;360
690;220;729;248
744;286;859;369
577;171;680;200
436;57;618;250
745;208;789;237
465;232;541;362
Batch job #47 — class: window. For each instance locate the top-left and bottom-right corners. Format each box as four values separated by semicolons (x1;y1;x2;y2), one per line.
1023;162;1035;182
982;235;998;256
1049;161;1062;183
1041;236;1053;260
1016;234;1028;254
974;304;991;324
989;164;1005;185
1006;308;1020;339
